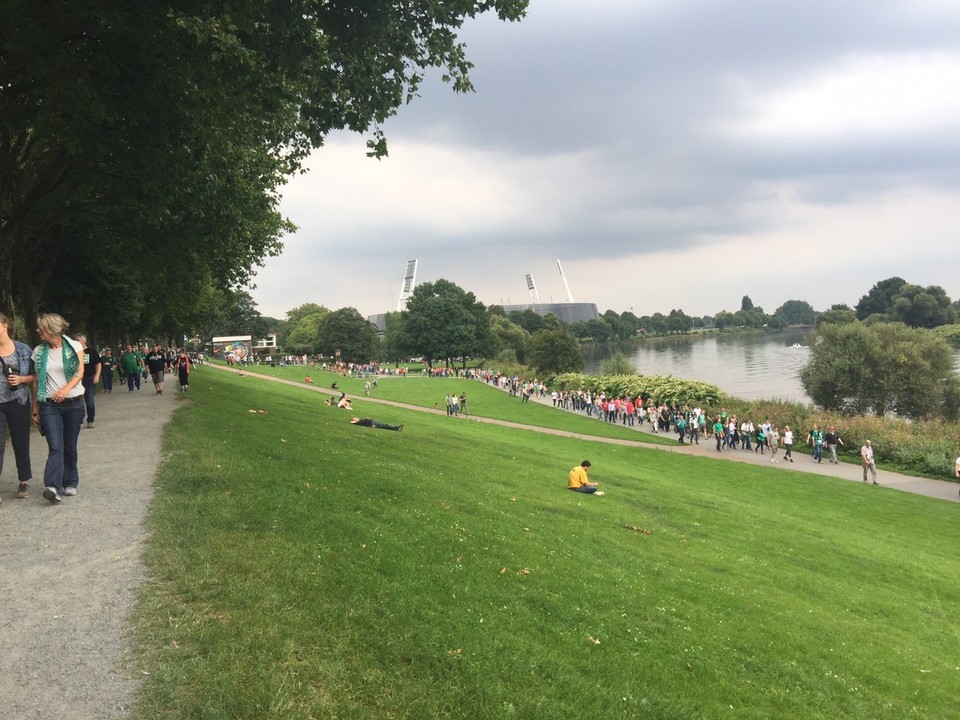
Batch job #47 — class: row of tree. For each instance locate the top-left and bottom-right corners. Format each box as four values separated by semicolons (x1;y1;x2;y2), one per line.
1;1;528;345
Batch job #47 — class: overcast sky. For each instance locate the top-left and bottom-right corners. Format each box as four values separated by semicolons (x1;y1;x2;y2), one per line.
249;0;960;322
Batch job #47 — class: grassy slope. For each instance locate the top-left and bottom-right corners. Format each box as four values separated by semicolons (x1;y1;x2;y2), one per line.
134;369;960;719
222;363;680;446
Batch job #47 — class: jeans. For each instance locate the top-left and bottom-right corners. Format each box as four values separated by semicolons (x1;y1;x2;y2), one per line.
102;370;113;393
813;442;823;463
570;485;597;494
0;399;33;482
82;375;97;422
38;397;85;492
127;371;141;391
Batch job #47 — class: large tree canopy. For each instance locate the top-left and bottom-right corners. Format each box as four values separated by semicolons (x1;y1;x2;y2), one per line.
399;279;495;367
855;277;907;321
526;327;584;375
318;308;378;363
800;322;960;420
1;1;528;343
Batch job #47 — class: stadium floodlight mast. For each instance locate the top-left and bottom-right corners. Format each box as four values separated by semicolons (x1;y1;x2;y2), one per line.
556;259;574;303
525;273;541;304
397;259;418;311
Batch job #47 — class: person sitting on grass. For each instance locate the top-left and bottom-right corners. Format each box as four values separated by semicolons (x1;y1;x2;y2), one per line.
305;375;313;384
568;460;604;495
350;417;402;431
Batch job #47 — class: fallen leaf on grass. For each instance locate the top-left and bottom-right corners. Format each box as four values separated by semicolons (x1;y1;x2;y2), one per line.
587;636;600;645
448;648;463;655
509;497;517;502
248;409;268;414
624;525;652;535
519;568;531;575
500;567;509;574
439;501;451;510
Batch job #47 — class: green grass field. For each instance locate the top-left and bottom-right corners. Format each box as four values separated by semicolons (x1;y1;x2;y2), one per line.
216;362;680;446
132;367;960;719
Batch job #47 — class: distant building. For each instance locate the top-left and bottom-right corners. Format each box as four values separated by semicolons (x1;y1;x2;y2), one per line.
501;302;599;325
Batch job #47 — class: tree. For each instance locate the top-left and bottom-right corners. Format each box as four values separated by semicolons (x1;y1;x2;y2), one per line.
318;308;378;362
526;328;584;375
775;300;817;326
741;295;754;312
601;350;634;375
800;322;960;420
400;279;494;368
667;309;693;334
509;309;545;334
2;1;529;341
489;314;529;362
815;308;858;326
888;284;956;328
280;304;329;354
855;277;907;321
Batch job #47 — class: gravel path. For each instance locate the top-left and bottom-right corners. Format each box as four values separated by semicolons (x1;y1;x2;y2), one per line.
0;381;177;720
2;366;955;720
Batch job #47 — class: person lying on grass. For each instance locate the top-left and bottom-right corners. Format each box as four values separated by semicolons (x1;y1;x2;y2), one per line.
350;417;402;431
568;460;604;495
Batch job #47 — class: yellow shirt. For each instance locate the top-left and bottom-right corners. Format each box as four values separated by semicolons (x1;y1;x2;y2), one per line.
568;465;591;489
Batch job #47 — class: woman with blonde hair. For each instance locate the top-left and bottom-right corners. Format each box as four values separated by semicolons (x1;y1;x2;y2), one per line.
32;313;85;504
0;312;35;500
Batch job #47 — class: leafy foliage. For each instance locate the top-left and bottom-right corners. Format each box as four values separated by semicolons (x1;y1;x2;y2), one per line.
553;373;725;406
1;1;529;343
526;328;584;375
774;299;817;326
400;279;495;367
855;277;906;320
318;308;378;362
800;322;960;420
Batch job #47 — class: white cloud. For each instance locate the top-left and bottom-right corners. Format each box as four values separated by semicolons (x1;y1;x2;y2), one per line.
729;52;960;141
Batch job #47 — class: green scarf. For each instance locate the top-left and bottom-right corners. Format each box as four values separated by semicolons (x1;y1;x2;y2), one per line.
36;336;80;402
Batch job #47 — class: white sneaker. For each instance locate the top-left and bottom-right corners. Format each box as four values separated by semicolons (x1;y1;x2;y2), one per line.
63;487;77;496
43;487;62;504
595;491;605;496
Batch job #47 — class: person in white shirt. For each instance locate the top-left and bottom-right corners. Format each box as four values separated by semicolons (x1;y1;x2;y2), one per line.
861;440;877;484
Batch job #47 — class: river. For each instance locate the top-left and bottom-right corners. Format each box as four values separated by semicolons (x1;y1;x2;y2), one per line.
583;331;960;403
581;330;815;402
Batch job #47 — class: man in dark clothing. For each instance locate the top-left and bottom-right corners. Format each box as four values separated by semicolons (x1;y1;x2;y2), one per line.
350;417;402;431
75;333;101;429
146;344;167;395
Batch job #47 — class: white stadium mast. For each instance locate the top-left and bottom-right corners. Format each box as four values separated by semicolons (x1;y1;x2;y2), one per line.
397;259;418;311
556;259;574;303
525;273;541;304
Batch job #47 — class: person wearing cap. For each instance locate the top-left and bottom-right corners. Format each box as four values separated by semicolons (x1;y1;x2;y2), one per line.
824;426;844;464
568;460;602;495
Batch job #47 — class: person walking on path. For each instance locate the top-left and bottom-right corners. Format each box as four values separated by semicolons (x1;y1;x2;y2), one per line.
120;344;142;391
807;425;825;463
175;348;192;392
861;440;878;484
769;425;781;464
32;313;86;504
0;312;35;500
75;333;101;429
783;425;794;462
824;426;844;464
146;344;167;395
100;346;116;394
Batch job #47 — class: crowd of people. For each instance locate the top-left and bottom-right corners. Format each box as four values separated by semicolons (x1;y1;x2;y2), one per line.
0;313;198;505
